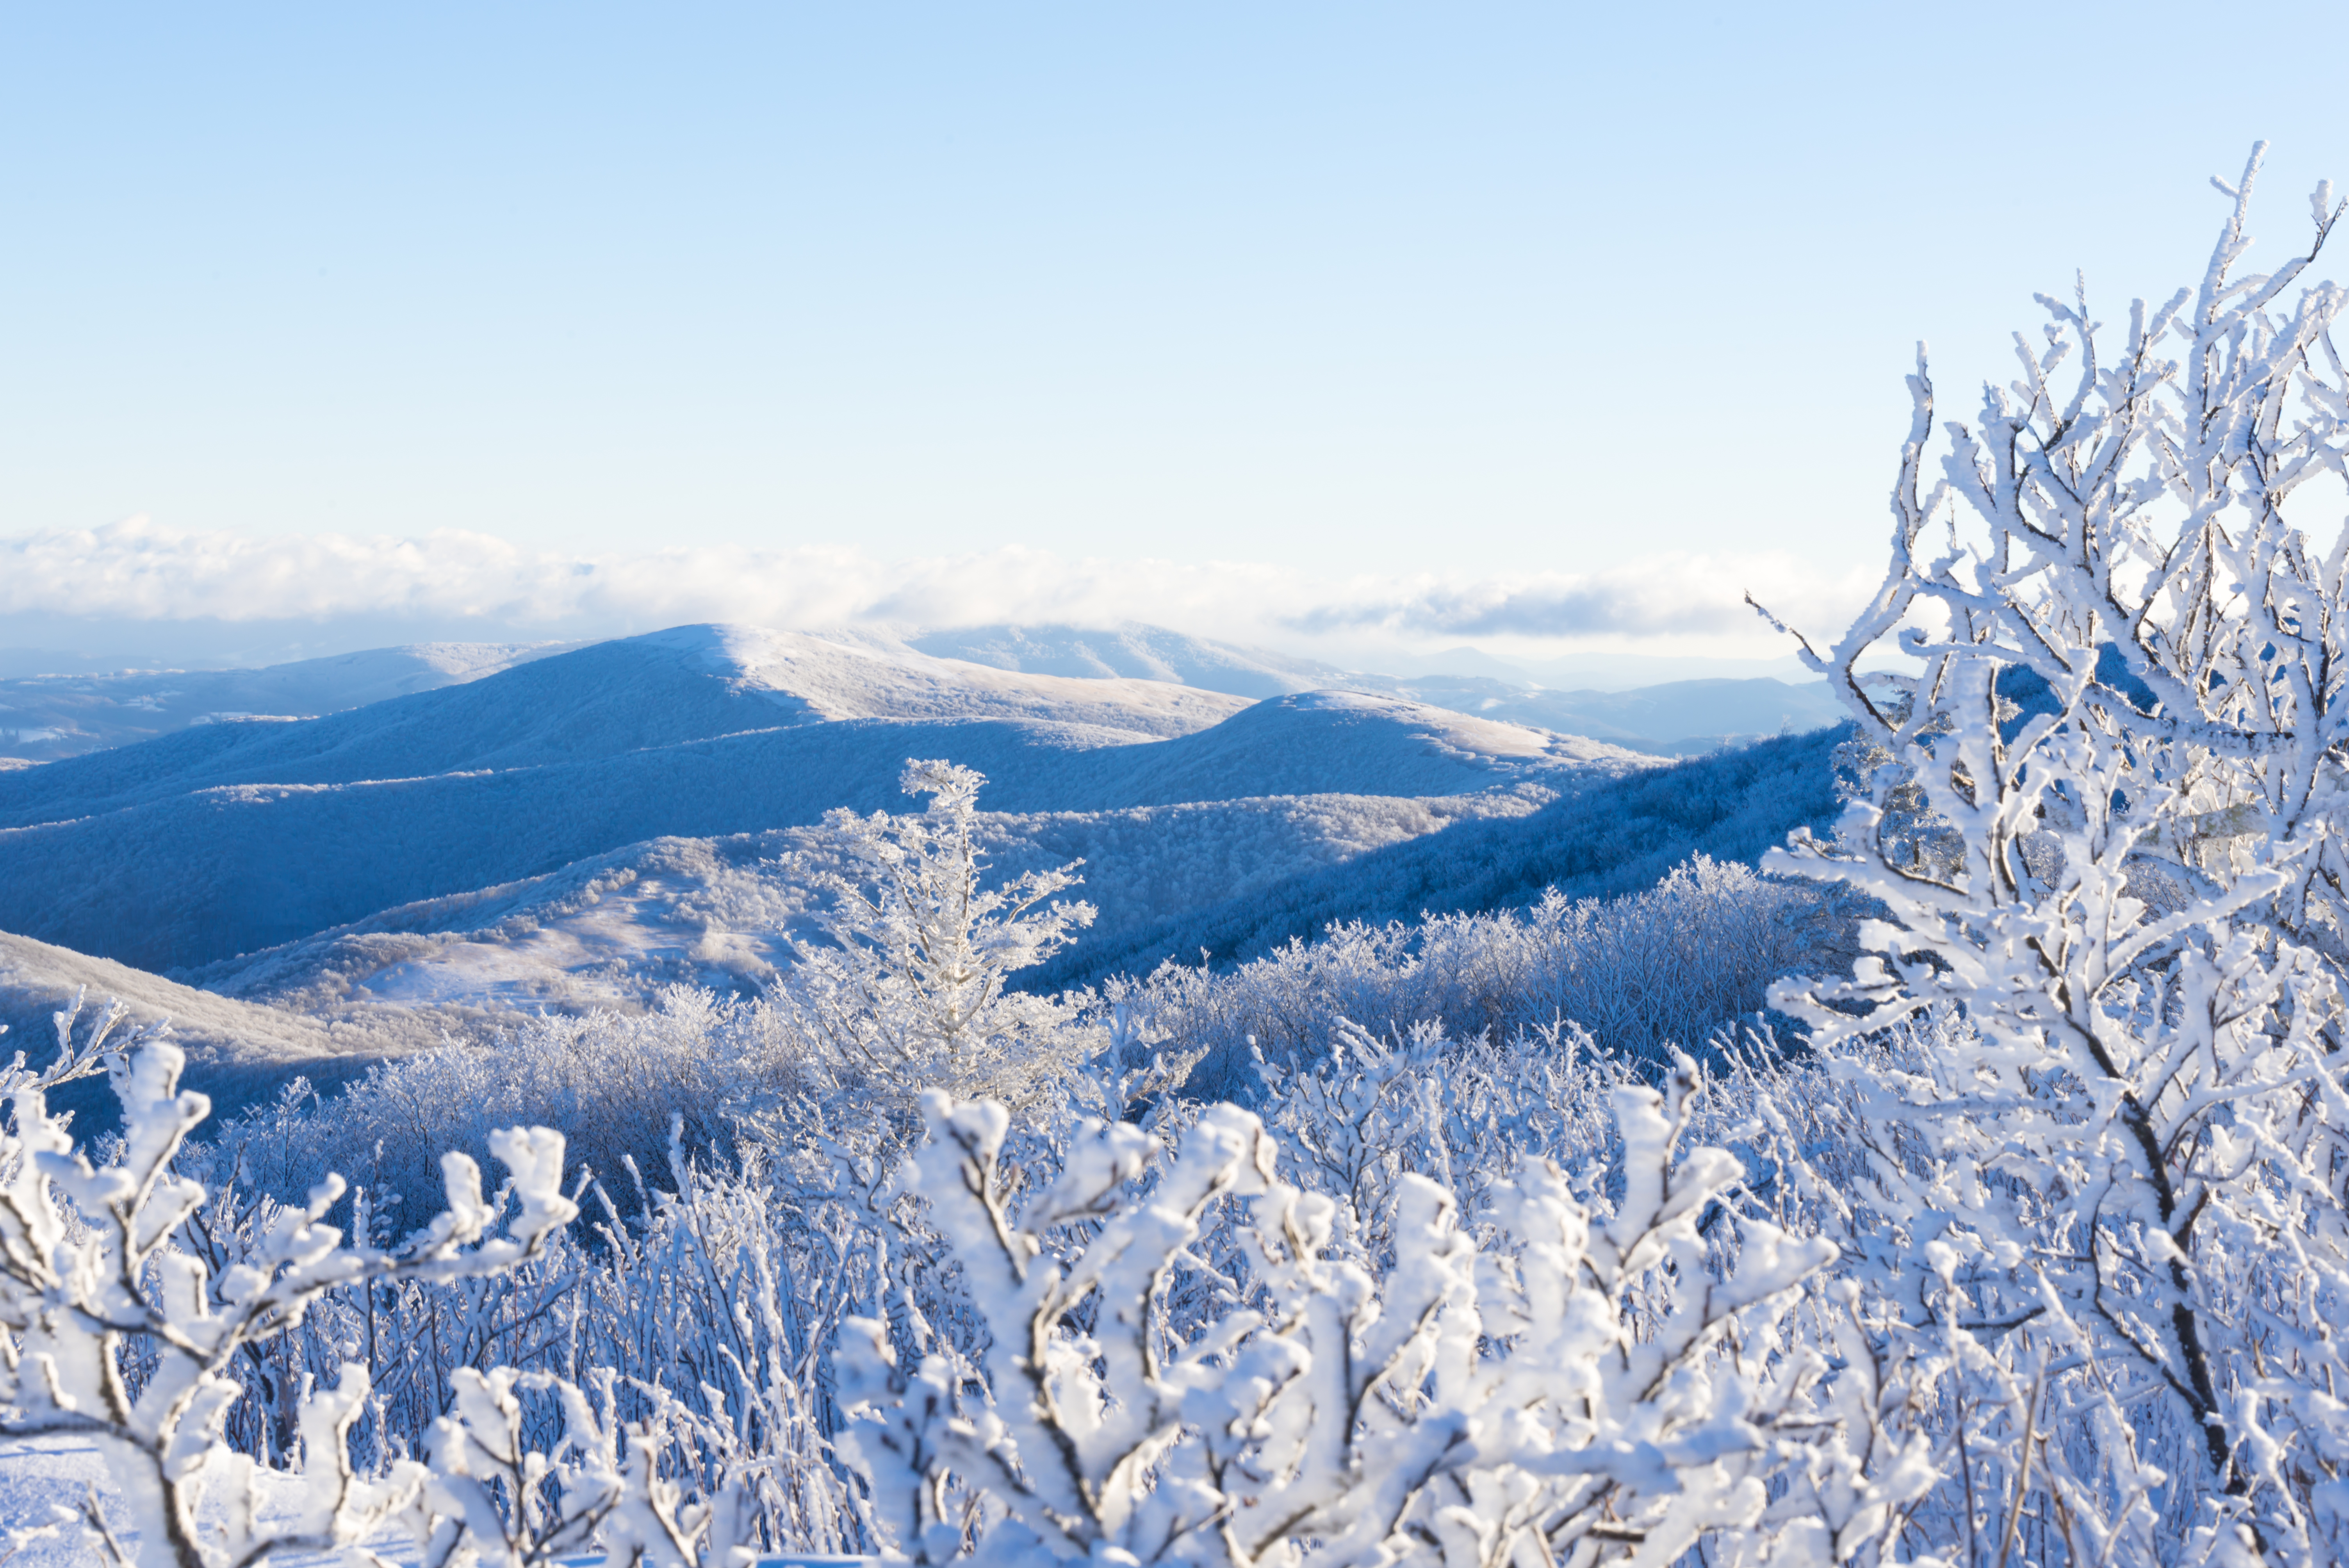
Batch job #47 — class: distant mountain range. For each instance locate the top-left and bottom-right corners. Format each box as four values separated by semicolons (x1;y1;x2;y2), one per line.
907;623;1845;752
0;641;586;762
0;621;1844;764
0;618;1854;1123
0;624;1650;971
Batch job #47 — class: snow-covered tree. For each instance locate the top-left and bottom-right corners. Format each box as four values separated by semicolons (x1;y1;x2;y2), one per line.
833;1060;1905;1567
0;1001;782;1567
1756;143;2349;1562
782;759;1098;1107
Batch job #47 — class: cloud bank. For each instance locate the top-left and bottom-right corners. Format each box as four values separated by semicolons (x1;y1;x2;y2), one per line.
0;519;1877;660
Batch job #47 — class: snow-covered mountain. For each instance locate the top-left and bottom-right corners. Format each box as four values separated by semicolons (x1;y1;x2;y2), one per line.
0;624;1251;830
181;787;1552;1020
0;622;1846;774
0;617;1861;1125
0;626;1653;972
905;623;1341;697
902;623;1844;753
0;929;443;1133
0;640;587;763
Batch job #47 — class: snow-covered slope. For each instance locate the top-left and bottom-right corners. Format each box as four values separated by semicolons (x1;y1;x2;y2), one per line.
0;640;586;764
0;929;442;1133
1038;691;1631;807
1028;724;1854;992
907;622;1343;697
698;624;1257;731
0;687;1648;971
184;786;1551;1018
0;625;1250;832
903;625;1844;753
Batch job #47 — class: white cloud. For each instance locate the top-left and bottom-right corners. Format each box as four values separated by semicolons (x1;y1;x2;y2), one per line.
0;518;1878;659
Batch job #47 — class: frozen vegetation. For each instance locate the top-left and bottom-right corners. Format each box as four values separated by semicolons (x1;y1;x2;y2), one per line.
6;151;2349;1568
0;631;1654;971
176;789;1553;1016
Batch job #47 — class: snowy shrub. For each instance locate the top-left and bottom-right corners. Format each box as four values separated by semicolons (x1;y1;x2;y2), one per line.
204;985;805;1225
1;1015;569;1563
777;759;1100;1112
834;1063;1906;1566
1752;143;2349;1563
1121;853;1854;1099
0;994;854;1566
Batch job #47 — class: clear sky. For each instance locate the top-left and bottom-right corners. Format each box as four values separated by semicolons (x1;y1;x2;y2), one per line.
4;3;2346;661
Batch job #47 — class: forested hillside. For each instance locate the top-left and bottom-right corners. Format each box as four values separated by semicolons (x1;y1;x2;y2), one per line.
1030;722;1848;989
0;653;1646;969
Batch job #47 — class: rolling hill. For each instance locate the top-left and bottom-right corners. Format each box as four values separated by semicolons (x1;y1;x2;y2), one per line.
0;929;443;1133
0;624;1251;832
0;640;586;763
1025;723;1854;992
180;785;1553;1019
0;627;1652;971
0;618;1856;1127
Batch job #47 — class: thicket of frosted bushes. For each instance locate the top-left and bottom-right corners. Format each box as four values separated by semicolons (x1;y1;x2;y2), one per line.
7;151;2349;1567
209;844;1843;1218
1030;721;1848;992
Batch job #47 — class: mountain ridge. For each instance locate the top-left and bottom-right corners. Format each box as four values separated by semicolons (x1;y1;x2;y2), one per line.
0;674;1649;970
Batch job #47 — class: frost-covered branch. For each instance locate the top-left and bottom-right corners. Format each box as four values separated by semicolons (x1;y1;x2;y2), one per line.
1761;144;2349;1565
837;1062;1859;1566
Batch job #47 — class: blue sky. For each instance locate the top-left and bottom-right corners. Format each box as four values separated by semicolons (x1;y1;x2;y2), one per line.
3;3;2345;661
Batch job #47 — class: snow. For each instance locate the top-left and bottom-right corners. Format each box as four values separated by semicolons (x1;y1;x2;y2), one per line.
0;641;587;763
0;928;440;1139
0;1440;421;1567
904;620;1344;696
683;623;1256;731
0;658;1652;975
180;787;1553;1020
0;1440;873;1566
0;929;437;1067
0;1440;103;1568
